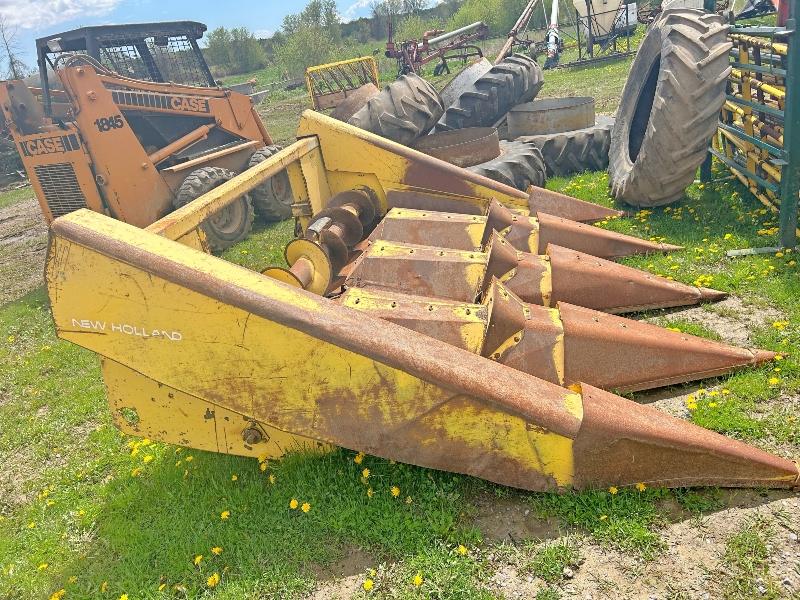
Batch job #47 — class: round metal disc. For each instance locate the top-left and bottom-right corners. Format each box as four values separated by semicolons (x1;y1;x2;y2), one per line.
311;207;364;246
285;238;332;295
262;267;304;288
328;189;378;226
320;229;349;273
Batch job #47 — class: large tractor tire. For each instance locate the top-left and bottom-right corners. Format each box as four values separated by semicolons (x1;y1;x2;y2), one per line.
174;166;254;253
608;9;732;207
436;55;544;132
247;146;293;221
347;74;444;145
467;140;547;190
523;116;615;177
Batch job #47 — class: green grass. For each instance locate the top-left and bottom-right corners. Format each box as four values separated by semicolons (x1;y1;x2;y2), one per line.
0;186;33;210
723;517;781;599
520;539;580;583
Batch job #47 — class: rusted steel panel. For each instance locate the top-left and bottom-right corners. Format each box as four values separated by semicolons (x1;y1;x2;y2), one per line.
527;187;623;223
535;211;682;258
546;245;727;314
373;208;486;251
338;287;488;353
386;189;487;215
346;240;487;301
412;127;500;168
574;384;799;489
559;302;776;392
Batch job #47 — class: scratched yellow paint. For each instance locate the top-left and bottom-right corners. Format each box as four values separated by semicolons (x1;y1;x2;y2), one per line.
539;258;553;307
548;308;566;386
47;210;583;489
296;110;529;212
103;359;322;458
384;207;486;249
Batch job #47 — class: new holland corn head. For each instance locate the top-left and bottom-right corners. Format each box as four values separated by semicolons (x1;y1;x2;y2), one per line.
46;111;799;491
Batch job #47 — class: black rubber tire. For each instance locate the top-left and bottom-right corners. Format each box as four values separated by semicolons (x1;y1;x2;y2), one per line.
347;74;444;145
522;116;615;177
174;167;254;253
436;54;544;132
467;140;547;190
247;146;293;221
608;9;732;207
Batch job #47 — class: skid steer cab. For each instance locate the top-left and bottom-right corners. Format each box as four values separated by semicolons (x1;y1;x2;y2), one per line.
1;21;291;252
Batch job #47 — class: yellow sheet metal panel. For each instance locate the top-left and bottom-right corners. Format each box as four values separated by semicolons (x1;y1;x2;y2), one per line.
103;359;322;458
47;209;584;490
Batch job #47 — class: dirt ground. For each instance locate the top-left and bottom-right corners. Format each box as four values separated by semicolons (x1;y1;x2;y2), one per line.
0;191;47;306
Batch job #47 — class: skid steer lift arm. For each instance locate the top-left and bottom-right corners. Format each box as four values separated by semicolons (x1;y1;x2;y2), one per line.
46;112;799;491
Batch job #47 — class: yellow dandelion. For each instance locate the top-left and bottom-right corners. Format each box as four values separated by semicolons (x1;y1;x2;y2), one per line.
211;546;222;555
775;355;784;361
185;456;194;462
724;233;732;240
635;482;647;492
193;554;203;566
259;462;267;472
769;377;780;385
457;544;468;556
231;474;238;481
722;388;731;394
363;578;374;591
101;581;108;593
142;455;154;464
175;460;182;467
599;514;608;520
354;452;364;465
37;563;48;570
220;510;230;520
412;573;423;587
289;498;299;510
608;486;618;495
390;486;400;498
362;468;370;479
301;502;311;513
709;402;718;408
257;452;269;463
130;467;142;477
268;473;276;484
49;591;65;600
119;595;128;600
207;572;220;587
158;583;166;591
27;522;36;529
367;487;374;499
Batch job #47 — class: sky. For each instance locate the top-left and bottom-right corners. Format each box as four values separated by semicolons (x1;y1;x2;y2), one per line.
3;0;376;67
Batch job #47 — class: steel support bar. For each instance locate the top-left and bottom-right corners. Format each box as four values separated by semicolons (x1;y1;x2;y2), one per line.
726;93;785;118
779;12;800;247
146;137;320;241
709;148;781;192
718;121;785;158
731;60;787;77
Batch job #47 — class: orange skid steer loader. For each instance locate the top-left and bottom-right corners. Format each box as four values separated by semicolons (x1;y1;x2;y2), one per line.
1;21;291;251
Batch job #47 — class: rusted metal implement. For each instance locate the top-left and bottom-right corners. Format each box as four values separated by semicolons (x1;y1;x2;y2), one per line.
305;56;379;112
44;110;799;491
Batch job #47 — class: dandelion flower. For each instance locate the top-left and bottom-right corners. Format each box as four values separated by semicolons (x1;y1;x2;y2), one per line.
635;482;647;492
220;510;230;520
185;456;194;462
37;563;48;571
158;583;166;591
362;468;370;479
100;582;108;593
119;595;129;600
391;486;400;498
207;572;220;588
49;591;65;600
412;573;423;587
367;487;374;499
193;554;203;566
769;377;780;385
724;233;732;240
231;474;238;481
289;498;299;510
27;522;36;529
259;462;267;472
301;502;311;513
363;578;374;591
608;486;618;495
709;402;718;408
268;474;276;485
130;467;142;477
211;546;223;555
354;452;364;465
142;455;153;464
457;544;468;556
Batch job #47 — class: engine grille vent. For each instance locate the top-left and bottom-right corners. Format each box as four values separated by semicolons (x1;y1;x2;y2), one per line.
33;163;87;218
